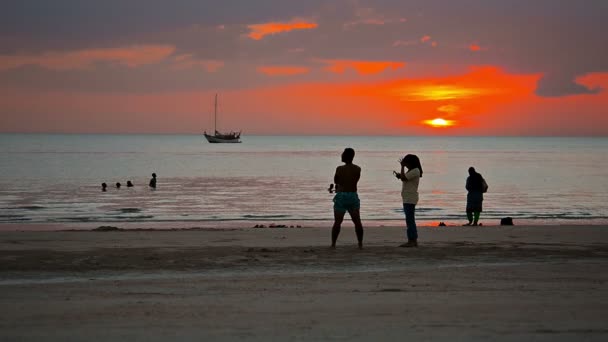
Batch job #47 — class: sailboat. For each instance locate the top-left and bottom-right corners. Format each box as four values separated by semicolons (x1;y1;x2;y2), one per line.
204;94;242;143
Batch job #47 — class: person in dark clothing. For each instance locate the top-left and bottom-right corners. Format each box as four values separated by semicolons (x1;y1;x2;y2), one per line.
115;182;121;189
149;173;157;189
101;183;107;192
330;148;364;249
126;180;134;187
464;167;488;226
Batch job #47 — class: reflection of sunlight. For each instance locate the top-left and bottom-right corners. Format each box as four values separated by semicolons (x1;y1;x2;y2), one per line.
398;85;487;101
423;118;455;128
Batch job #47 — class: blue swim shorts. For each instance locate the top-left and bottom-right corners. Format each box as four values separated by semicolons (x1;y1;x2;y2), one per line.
333;192;360;213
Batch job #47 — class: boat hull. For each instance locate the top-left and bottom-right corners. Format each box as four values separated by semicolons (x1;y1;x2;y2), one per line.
204;134;241;143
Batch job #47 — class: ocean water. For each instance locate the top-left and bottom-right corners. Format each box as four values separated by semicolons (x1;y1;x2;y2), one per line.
1;134;607;229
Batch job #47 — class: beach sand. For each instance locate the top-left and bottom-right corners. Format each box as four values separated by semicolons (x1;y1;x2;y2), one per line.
1;225;607;341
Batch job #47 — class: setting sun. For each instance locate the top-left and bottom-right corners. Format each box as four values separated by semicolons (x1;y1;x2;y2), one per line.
423;118;455;128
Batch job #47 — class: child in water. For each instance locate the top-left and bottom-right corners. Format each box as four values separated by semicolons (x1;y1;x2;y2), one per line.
149;173;157;189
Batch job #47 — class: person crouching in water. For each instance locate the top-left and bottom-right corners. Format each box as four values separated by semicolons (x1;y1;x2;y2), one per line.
331;148;363;249
464;167;488;226
395;154;423;247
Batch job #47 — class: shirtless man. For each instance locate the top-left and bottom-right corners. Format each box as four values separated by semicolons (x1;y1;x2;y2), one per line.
330;148;364;249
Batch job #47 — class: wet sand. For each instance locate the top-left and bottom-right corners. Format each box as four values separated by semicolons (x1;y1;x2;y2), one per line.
1;225;607;341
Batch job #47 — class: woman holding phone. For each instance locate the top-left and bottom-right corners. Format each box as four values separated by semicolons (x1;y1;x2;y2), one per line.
394;154;423;247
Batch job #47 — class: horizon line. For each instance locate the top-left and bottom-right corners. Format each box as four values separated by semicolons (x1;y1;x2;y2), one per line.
1;132;607;138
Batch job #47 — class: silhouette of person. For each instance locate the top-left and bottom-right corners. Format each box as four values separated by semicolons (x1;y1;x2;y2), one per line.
331;148;364;249
464;167;488;226
126;180;134;187
395;154;423;247
115;182;121;189
149;173;157;189
101;183;107;192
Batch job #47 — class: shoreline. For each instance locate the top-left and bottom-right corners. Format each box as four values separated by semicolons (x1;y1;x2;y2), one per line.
3;220;608;232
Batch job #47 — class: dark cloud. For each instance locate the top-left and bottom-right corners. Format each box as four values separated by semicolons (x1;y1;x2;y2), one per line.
0;0;326;52
535;72;602;97
1;0;607;96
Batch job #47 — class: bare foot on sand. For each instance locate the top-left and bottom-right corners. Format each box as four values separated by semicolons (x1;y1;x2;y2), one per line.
399;241;418;248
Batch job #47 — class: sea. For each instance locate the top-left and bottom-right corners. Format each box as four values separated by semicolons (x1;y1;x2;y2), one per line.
1;134;607;230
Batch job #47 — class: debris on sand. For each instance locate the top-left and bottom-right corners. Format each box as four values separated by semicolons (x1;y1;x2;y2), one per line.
93;226;122;232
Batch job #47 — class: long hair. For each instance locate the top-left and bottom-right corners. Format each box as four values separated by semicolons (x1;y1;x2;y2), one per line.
403;154;423;177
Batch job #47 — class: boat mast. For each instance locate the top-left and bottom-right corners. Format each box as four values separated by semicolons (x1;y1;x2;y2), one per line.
213;94;217;135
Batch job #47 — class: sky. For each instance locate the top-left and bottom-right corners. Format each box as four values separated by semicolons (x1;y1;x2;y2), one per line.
0;0;607;135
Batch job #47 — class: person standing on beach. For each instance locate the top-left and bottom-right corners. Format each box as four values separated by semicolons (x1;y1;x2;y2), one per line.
331;148;364;249
395;154;423;247
149;173;157;189
464;167;488;226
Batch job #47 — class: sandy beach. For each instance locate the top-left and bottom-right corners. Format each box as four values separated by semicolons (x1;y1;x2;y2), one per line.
1;225;607;341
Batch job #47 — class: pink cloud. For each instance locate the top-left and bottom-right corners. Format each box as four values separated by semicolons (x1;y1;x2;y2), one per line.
247;19;317;40
392;40;418;47
469;43;487;52
171;54;224;72
287;48;306;53
343;7;407;29
0;45;175;71
257;65;310;76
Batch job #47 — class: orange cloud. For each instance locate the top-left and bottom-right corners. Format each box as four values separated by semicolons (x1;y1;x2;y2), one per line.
396;84;493;101
257;66;309;76
418;35;437;47
247;20;317;40
576;72;608;91
469;44;487;52
437;104;460;114
0;45;175;71
322;60;405;75
171;54;224;72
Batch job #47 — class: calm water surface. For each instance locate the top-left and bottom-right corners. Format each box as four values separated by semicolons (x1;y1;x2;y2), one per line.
1;134;607;229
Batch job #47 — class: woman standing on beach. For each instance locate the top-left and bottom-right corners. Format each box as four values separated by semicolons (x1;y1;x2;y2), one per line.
395;154;423;247
464;167;488;226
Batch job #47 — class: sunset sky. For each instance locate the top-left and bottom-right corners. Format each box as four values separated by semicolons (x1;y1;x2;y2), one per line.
1;0;607;135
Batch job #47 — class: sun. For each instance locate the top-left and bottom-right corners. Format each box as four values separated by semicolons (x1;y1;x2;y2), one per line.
423;118;455;128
